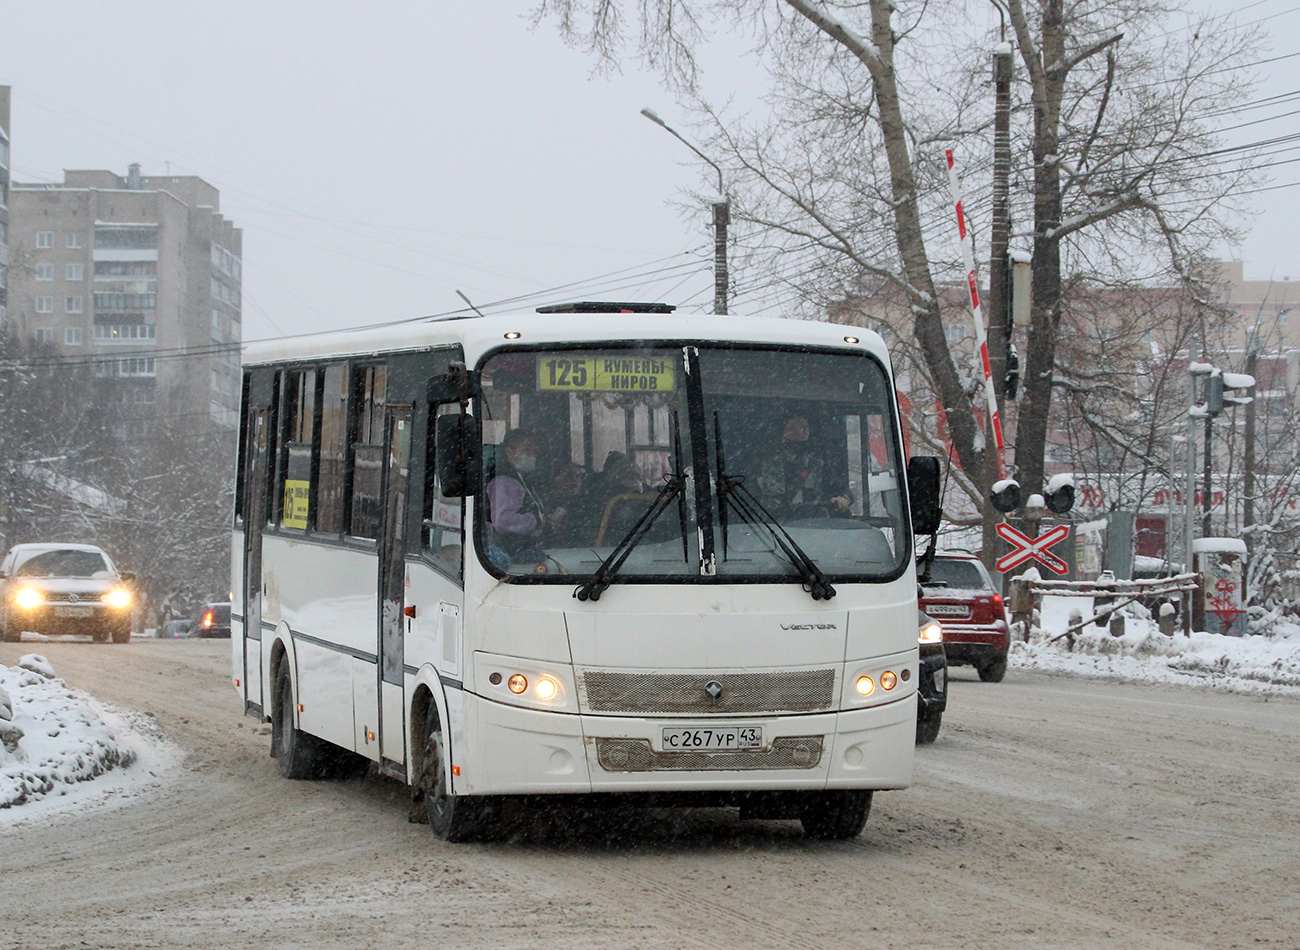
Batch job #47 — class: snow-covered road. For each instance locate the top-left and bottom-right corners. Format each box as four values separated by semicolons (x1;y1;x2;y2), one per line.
1;638;1297;949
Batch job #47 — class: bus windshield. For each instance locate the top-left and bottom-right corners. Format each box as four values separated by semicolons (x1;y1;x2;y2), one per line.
476;344;909;584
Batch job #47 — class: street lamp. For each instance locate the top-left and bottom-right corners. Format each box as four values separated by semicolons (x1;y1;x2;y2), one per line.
640;107;729;315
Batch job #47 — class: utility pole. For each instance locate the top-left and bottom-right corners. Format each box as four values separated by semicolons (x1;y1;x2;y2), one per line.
641;108;729;314
987;44;1014;410
984;43;1016;574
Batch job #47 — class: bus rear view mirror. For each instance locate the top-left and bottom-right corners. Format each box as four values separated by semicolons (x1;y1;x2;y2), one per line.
435;413;480;497
907;456;942;535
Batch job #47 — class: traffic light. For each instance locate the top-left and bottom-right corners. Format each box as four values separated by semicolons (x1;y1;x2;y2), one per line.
1205;370;1254;417
1004;348;1019;400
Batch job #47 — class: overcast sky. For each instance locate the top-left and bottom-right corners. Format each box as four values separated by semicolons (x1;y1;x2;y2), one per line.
3;2;1296;341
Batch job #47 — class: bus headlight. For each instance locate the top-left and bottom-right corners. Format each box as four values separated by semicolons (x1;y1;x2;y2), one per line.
508;674;528;694
855;675;875;696
105;588;132;609
15;588;44;610
534;678;557;700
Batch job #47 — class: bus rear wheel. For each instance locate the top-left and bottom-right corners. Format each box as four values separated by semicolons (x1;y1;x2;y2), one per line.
272;662;367;780
799;790;872;840
420;714;498;842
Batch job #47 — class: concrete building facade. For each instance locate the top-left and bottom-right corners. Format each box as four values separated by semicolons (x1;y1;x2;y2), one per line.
6;165;241;436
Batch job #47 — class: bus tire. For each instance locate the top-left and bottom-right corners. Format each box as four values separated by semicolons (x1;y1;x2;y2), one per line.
799;790;871;840
420;713;497;842
272;661;348;780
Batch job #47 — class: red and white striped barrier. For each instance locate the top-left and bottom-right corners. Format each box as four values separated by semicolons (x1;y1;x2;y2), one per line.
945;149;1008;483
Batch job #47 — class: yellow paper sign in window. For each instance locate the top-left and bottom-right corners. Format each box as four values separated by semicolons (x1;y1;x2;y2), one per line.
283;479;310;529
537;355;674;392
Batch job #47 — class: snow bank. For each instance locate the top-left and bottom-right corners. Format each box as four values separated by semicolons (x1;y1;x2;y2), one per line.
1011;611;1300;695
1;655;179;819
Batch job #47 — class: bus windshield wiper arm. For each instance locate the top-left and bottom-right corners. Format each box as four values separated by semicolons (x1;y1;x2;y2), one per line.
576;411;691;603
713;414;835;601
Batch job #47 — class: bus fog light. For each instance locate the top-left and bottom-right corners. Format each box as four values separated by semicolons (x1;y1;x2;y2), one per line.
535;678;557;700
855;675;875;696
881;671;898;690
508;674;528;694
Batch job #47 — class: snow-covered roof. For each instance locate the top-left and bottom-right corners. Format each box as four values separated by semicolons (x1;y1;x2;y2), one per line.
1192;537;1248;555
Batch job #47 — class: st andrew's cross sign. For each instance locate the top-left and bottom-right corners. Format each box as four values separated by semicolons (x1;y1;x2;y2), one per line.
994;522;1070;575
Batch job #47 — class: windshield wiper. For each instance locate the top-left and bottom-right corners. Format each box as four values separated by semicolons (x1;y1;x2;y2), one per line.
713;413;836;601
575;411;690;602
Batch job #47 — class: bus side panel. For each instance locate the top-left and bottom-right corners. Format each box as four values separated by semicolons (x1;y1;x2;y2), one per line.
261;536;378;754
297;640;355;751
231;530;246;701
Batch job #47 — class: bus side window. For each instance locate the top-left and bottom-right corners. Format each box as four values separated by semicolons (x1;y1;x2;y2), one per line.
348;363;387;540
234;371;251;526
316;363;349;535
423;403;464;579
276;369;317;531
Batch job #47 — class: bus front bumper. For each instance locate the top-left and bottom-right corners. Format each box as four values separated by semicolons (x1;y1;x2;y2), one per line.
457;692;916;796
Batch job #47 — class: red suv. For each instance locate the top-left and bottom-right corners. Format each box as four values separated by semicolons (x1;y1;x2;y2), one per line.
918;552;1010;682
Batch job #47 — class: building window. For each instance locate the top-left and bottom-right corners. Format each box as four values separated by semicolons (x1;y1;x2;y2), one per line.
65;262;85;281
66;232;85;249
35;263;54;281
35;296;53;313
36;231;53;249
93;324;156;343
35;327;54;344
94;226;158;250
65;295;84;313
65;327;83;346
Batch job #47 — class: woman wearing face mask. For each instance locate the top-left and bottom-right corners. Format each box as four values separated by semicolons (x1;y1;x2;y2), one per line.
486;429;547;563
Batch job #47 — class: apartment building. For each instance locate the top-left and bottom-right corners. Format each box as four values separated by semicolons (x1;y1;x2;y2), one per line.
6;164;241;435
1;86;10;323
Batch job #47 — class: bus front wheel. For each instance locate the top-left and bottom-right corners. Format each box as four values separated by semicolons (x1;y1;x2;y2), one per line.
799;790;872;840
419;714;498;842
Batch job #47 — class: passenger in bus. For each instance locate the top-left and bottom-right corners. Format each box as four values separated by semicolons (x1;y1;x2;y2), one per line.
486;429;548;562
757;414;852;519
542;462;591;546
590;451;652;543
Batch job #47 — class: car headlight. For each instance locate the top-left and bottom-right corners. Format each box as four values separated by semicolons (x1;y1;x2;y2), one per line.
104;588;132;609
919;618;943;643
14;588;44;610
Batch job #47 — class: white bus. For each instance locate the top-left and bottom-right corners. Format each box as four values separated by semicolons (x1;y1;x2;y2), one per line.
232;302;940;841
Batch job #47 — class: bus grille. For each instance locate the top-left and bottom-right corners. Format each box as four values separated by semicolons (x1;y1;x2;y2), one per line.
595;736;823;772
579;669;836;714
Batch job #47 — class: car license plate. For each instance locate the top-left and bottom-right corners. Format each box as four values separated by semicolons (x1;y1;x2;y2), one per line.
926;603;968;617
54;606;94;618
661;725;763;752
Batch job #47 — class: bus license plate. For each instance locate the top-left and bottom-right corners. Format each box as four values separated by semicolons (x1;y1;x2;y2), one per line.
661;726;763;752
55;606;93;618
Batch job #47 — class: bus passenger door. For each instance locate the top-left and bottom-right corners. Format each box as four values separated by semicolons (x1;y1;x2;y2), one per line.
377;408;412;767
241;407;270;715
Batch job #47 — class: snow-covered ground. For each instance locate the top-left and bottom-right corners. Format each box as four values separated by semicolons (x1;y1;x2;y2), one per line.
0;654;181;826
1013;593;1300;695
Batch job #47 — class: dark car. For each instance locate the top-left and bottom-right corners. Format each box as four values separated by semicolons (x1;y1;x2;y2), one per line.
0;543;135;644
918;551;1010;682
189;602;231;638
916;610;947;744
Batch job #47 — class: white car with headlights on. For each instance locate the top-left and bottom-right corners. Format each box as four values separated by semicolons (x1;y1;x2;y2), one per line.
0;543;135;644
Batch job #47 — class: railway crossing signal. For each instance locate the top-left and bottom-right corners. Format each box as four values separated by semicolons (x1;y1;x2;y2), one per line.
994;522;1070;575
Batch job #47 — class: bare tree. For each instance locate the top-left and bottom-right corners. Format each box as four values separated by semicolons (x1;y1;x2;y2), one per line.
535;0;1265;542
